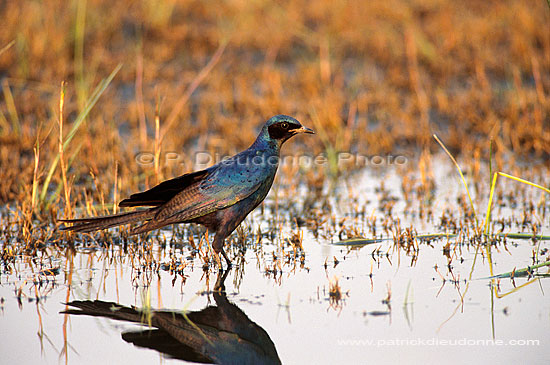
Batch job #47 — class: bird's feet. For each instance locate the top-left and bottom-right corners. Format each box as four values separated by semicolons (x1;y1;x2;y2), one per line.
212;249;232;272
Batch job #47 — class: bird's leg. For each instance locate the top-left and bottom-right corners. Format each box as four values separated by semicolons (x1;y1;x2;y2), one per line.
220;249;232;269
212;250;222;268
213;234;232;270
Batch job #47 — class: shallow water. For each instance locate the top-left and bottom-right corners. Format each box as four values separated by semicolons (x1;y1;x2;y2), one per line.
1;159;549;364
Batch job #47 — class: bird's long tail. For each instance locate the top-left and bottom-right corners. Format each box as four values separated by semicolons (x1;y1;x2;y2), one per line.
61;300;145;323
58;208;157;233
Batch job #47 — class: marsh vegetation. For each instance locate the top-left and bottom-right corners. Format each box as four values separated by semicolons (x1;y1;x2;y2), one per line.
1;1;549;363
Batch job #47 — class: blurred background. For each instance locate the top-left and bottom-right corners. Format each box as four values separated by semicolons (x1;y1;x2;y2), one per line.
1;3;549;364
0;0;548;205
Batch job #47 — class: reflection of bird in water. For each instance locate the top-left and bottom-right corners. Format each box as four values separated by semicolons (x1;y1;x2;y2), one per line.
59;115;314;268
61;270;281;365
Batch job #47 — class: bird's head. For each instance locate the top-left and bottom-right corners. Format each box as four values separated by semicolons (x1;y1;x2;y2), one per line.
262;115;314;145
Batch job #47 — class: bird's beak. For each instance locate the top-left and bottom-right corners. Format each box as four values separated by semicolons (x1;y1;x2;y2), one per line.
294;126;315;134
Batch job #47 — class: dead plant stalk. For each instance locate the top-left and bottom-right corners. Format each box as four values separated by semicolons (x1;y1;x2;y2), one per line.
58;81;72;218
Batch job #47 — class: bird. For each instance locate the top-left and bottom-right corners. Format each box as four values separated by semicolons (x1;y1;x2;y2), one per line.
59;115;314;268
61;270;281;364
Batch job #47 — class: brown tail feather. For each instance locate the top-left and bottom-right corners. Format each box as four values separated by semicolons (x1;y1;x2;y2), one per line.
59;208;157;233
130;218;170;235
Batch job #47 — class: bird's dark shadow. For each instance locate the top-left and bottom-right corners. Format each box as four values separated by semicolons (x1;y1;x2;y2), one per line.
61;270;281;365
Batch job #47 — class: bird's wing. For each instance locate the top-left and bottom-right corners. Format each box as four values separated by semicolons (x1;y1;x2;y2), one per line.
119;169;210;207
152;157;267;223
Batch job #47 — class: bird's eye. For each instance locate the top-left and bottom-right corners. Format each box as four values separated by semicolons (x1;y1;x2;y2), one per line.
281;122;289;129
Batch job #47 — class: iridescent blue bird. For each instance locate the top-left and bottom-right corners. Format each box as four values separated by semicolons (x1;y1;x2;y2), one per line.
60;115;314;267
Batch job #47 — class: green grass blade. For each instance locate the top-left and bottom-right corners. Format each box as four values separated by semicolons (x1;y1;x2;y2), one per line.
483;172;499;235
65;63;123;145
332;238;390;246
479;261;550;279
484;172;549;237
496;233;550;240
433;134;479;229
332;233;457;246
39;64;122;204
497;172;550;194
415;233;457;240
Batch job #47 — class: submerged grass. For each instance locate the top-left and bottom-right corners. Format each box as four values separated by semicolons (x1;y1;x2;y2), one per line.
0;1;548;310
433;133;549;305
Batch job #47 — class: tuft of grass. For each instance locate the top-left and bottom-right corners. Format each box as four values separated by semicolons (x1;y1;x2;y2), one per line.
434;134;550;301
39;64;122;207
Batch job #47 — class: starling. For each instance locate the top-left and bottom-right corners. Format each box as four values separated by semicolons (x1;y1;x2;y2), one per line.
61;270;281;364
59;115;314;267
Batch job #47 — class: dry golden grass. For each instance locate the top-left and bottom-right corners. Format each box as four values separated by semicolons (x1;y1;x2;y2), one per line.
0;0;548;246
